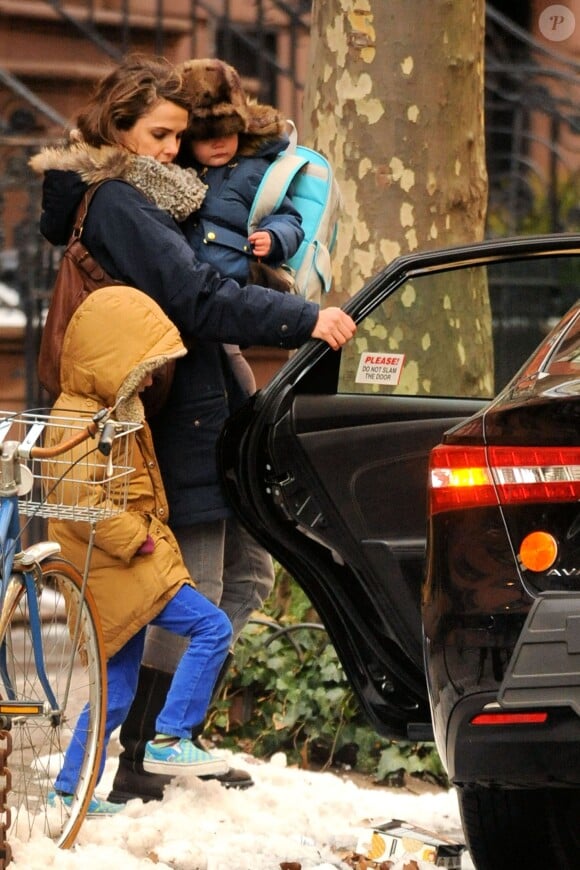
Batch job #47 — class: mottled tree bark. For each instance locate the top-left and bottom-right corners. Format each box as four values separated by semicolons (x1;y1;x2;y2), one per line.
304;0;492;396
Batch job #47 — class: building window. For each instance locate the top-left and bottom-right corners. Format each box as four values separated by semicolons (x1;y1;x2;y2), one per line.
216;28;278;106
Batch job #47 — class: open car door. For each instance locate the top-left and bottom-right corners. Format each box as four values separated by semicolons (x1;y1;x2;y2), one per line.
218;234;580;741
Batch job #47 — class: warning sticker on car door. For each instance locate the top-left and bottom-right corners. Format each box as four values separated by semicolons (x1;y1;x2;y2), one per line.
355;352;405;385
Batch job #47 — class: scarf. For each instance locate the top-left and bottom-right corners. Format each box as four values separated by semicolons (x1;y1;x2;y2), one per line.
29;142;207;222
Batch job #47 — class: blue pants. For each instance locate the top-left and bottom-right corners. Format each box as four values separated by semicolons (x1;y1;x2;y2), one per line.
142;516;275;674
55;584;232;794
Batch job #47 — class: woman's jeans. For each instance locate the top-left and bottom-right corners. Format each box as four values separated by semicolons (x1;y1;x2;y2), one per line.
142;515;275;672
55;585;232;794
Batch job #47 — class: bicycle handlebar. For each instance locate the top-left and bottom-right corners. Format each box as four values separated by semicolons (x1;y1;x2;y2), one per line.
27;420;101;460
97;421;116;457
22;407;114;461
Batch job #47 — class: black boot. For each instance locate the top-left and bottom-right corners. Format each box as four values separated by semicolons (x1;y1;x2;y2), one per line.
194;652;254;790
108;660;254;804
108;665;173;803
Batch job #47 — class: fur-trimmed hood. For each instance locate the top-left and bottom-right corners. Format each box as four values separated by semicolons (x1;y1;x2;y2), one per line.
178;58;286;155
60;285;187;423
29;143;207;222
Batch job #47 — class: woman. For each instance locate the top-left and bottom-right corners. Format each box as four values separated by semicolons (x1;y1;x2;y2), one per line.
30;53;356;802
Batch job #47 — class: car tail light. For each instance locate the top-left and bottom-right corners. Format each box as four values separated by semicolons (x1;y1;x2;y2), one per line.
429;445;496;513
470;711;548;726
429;445;580;514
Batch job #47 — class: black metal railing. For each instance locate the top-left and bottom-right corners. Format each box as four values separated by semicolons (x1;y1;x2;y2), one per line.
42;0;309;97
485;5;580;234
45;0;125;61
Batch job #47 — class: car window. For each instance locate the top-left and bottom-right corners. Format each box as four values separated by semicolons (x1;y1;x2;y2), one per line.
338;254;580;400
542;308;580;376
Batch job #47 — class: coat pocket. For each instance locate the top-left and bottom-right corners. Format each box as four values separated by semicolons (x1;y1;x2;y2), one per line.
201;219;252;256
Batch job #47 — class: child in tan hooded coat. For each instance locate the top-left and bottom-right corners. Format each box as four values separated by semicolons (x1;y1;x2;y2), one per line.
47;285;232;813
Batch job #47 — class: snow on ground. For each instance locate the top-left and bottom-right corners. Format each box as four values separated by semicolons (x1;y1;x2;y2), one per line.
8;733;474;870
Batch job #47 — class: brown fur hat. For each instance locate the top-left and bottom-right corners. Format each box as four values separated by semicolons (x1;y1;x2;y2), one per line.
180;58;248;139
179;58;285;144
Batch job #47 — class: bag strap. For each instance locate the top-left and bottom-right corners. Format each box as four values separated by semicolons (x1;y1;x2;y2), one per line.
65;181;123;286
71;181;109;241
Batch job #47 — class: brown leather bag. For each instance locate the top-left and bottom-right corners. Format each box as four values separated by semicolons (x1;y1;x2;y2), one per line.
38;183;123;400
37;183;176;415
247;258;295;294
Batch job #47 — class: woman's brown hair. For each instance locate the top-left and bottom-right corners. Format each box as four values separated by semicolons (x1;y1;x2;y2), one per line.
76;53;191;147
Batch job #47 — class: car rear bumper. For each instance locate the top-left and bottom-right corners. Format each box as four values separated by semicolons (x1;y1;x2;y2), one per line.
498;592;580;715
441;592;580;787
447;691;580;787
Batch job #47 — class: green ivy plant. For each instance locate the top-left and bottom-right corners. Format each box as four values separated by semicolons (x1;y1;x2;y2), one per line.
208;568;447;788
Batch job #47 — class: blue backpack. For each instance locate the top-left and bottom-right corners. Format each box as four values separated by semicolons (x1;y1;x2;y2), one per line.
247;122;341;304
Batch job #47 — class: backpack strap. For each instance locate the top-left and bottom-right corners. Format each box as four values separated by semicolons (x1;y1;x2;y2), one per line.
247;152;309;236
285;119;298;153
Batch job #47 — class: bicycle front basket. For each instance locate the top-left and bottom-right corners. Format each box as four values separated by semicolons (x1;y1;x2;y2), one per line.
0;410;142;523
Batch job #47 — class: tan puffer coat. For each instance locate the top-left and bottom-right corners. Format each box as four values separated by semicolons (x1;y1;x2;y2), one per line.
46;285;192;658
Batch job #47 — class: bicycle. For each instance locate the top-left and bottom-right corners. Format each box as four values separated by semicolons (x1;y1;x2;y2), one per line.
0;406;141;850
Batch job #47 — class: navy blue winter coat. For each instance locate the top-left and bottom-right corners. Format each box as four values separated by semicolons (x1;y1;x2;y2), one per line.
183;137;303;285
32;147;319;526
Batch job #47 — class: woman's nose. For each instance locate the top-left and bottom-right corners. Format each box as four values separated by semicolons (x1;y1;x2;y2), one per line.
166;137;180;158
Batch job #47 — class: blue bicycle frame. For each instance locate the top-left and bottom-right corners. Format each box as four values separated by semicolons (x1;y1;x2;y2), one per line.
0;493;59;713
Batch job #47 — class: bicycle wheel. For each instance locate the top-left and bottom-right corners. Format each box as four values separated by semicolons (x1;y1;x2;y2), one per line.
0;557;106;848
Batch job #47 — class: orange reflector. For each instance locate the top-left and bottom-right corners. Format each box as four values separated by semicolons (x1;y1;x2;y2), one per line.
471;712;548;726
0;701;44;716
519;531;558;572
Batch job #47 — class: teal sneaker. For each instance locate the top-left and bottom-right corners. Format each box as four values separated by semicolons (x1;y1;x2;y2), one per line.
48;791;125;816
143;737;229;777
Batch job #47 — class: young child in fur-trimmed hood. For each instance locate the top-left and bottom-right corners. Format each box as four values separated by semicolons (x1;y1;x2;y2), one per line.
46;285;233;814
177;58;304;291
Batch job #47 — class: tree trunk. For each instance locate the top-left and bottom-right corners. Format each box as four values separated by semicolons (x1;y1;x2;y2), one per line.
304;0;488;288
304;0;492;396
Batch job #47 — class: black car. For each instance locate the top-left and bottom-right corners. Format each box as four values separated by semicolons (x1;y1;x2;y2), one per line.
218;234;580;870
